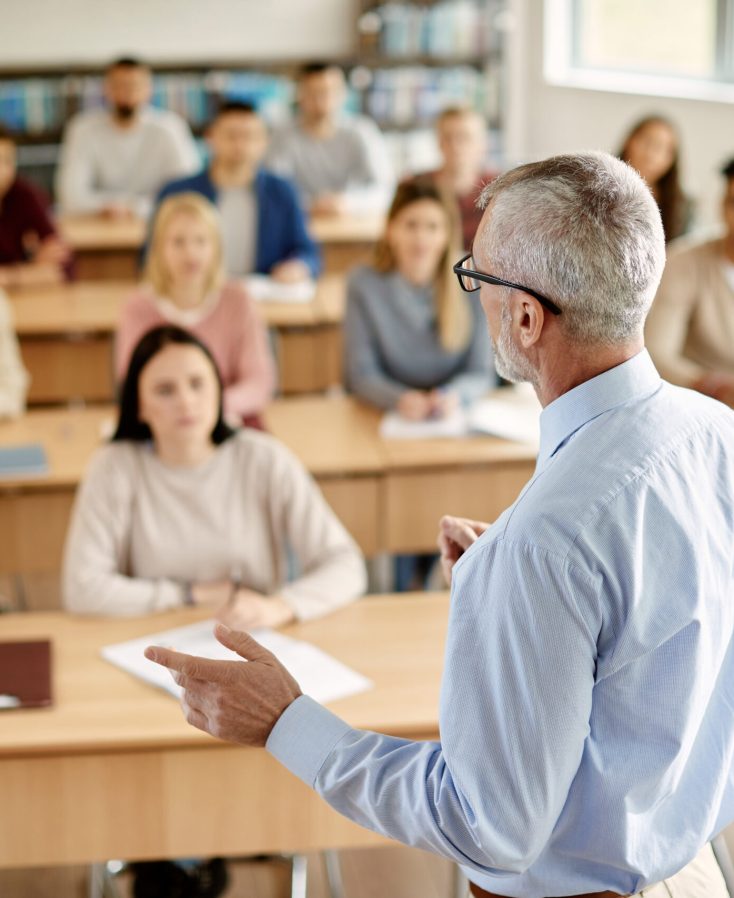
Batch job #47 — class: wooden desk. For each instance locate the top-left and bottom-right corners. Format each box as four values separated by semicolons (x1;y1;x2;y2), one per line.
266;394;537;554
0;594;448;867
0;395;536;584
10;275;348;402
309;213;384;274
59;215;145;280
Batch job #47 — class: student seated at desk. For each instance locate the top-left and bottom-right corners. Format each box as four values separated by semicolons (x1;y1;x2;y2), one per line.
618;115;691;243
116;193;275;425
344;179;495;420
646;158;734;404
411;106;498;252
64;325;366;624
0;126;71;288
0;288;28;417
155;101;320;282
266;62;393;216
56;57;199;220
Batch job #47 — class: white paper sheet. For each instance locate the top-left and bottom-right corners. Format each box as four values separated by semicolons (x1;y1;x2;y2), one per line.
241;275;317;304
102;620;372;705
468;389;541;448
379;407;469;439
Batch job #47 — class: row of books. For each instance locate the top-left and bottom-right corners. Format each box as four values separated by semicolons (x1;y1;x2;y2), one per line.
0;72;296;135
359;0;506;58
365;65;501;128
0;63;497;136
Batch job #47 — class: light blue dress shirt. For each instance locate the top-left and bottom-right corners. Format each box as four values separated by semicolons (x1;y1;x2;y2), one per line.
268;350;734;897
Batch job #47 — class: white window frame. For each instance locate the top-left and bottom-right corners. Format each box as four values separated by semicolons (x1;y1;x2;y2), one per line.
544;0;734;103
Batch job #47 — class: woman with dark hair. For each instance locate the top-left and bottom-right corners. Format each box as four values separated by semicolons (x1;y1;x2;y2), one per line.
618;115;691;242
344;179;495;421
63;325;366;623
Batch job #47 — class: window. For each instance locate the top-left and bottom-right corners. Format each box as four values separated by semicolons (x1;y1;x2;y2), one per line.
545;0;734;101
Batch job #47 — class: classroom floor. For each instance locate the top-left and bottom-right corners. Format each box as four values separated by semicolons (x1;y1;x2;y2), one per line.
0;844;455;898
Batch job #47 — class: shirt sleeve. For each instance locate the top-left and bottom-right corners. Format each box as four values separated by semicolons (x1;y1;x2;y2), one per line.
343;273;410;410
222;290;277;420
56;117;115;215
19;180;57;242
645;245;706;386
339;120;394;215
0;293;28;418
265;440;367;621
62;447;186;616
268;536;599;875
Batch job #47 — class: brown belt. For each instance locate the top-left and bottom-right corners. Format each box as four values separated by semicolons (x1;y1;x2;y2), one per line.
469;882;628;898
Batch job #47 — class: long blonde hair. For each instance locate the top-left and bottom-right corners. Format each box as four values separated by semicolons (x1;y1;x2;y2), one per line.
374;179;469;352
145;193;225;299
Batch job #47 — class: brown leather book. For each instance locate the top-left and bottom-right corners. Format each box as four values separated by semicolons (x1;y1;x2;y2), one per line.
0;640;52;709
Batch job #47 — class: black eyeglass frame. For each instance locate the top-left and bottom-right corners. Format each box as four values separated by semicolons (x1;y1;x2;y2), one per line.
453;252;562;316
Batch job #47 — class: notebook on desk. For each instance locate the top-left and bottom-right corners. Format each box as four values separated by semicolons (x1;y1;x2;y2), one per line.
0;640;53;710
0;443;48;479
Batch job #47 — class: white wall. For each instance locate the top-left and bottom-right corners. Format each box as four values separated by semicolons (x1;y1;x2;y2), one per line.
0;0;355;66
506;0;733;229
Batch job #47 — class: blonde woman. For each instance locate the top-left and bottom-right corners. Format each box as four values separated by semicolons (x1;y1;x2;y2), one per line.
116;192;275;424
344;179;495;420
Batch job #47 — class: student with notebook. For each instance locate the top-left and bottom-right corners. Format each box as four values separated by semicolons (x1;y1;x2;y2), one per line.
56;57;199;219
64;325;365;897
344;179;495;420
266;62;393;215
154;101;320;281
116;193;275;425
0;126;70;287
0;288;28;418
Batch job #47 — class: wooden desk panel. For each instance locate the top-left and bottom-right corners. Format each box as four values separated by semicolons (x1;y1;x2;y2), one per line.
0;595;447;866
10;275;348;400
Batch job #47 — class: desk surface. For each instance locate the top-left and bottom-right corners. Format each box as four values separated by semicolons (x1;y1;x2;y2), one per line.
0;394;537;491
60;213;384;251
9;273;346;333
0;593;448;758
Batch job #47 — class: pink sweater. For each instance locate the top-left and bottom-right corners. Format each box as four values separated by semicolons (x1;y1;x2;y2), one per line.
116;281;276;420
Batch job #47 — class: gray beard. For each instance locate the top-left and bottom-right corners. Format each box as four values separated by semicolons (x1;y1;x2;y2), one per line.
490;302;538;385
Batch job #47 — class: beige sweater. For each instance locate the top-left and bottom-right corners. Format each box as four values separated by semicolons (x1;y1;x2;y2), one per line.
62;430;366;620
646;237;734;385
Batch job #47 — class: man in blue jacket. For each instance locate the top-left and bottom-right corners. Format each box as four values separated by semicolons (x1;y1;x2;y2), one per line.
155;101;320;282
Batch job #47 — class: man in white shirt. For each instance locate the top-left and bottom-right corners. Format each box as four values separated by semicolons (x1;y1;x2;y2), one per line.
267;63;394;216
56;57;199;219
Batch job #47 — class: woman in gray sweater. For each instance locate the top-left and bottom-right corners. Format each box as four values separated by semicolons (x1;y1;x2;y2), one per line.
344;179;495;418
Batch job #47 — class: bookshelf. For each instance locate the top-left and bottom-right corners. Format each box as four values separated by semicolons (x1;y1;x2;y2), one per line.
0;0;511;198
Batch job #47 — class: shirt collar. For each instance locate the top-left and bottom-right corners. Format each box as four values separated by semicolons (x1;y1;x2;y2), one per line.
537;349;661;467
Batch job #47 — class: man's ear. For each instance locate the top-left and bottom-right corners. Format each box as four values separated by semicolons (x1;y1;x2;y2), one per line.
513;294;545;349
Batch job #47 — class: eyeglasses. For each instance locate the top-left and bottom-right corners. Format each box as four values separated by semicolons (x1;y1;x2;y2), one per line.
453;252;562;316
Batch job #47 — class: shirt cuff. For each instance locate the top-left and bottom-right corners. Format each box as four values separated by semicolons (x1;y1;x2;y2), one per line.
266;694;353;787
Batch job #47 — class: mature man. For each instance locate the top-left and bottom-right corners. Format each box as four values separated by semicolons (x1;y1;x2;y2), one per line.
147;153;734;897
57;57;199;218
266;62;393;215
155;101;320;282
646;157;734;405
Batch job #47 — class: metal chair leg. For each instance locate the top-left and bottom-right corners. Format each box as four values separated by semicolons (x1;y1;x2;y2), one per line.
323;849;346;898
453;863;467;898
291;853;308;898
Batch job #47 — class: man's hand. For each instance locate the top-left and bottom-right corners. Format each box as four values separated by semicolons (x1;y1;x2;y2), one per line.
438;515;489;584
310;193;347;216
218;589;295;630
144;624;302;746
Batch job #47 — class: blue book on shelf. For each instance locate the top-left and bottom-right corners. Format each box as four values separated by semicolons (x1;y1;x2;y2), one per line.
0;444;48;478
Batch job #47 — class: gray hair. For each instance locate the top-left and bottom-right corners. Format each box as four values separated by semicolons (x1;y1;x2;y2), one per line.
477;152;666;345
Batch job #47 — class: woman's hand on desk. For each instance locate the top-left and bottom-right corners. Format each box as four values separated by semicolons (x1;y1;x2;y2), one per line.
438;515;489;585
218;589;296;630
397;389;433;420
190;580;234;607
145;625;303;747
